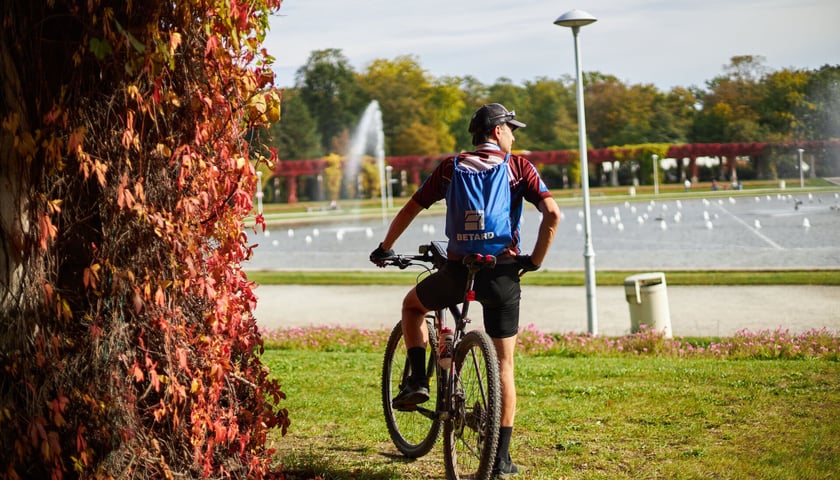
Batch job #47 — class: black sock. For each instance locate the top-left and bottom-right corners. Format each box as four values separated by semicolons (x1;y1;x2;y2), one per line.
407;346;426;383
496;426;513;463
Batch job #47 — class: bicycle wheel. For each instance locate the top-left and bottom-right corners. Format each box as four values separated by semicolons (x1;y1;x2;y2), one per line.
381;318;441;458
443;330;501;480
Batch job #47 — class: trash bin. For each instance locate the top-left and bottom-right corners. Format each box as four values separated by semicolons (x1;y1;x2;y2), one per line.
624;272;672;337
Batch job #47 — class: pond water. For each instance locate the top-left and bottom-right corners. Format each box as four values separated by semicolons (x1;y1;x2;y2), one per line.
245;191;840;271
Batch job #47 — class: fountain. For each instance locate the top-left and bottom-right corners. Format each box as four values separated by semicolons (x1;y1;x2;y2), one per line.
346;100;388;224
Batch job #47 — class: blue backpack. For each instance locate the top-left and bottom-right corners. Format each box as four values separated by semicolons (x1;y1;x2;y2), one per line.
445;154;513;256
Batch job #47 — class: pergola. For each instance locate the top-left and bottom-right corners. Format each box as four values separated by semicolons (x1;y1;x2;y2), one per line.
271;140;839;203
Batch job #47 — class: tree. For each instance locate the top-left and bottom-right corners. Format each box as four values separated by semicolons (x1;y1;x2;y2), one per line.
724;54;768;83
583;73;636;147
1;1;287;478
757;68;810;141
428;76;467;152
268;88;323;160
799;65;840;141
295;49;369;155
520;77;577;151
692;56;767;142
359;55;453;156
486;78;528;119
651;86;697;144
448;75;489;150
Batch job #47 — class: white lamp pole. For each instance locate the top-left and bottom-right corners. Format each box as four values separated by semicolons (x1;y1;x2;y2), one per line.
256;170;264;214
652;154;660;195
555;9;598;335
385;165;394;209
798;148;805;188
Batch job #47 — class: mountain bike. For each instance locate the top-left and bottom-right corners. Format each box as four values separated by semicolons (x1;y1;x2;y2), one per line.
380;241;501;480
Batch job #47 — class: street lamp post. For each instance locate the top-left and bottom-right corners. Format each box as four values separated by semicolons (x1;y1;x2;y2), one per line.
555;9;598;335
798;148;805;188
652;154;660;195
385;165;394;209
256;171;264;214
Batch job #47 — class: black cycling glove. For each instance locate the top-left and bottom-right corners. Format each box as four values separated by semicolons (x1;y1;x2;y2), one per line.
515;255;540;274
370;243;395;267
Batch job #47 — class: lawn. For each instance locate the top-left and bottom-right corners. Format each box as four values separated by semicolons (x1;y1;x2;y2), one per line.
261;329;840;479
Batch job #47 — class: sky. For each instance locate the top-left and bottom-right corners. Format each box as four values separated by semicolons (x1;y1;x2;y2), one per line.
262;0;840;92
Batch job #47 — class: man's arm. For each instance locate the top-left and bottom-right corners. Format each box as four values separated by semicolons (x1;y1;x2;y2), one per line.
529;197;560;267
380;198;425;250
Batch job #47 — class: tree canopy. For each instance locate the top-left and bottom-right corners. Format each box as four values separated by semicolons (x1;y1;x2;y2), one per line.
279;52;838;162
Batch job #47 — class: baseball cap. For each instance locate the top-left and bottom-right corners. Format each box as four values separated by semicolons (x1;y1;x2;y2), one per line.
468;103;526;134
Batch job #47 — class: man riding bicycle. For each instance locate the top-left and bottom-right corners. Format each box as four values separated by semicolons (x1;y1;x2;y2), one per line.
371;103;560;478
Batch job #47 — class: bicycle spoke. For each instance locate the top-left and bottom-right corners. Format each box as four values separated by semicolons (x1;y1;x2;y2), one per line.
382;321;440;458
466;347;488;414
444;331;500;480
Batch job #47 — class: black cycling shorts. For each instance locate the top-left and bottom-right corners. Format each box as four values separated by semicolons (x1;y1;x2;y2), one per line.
415;261;521;339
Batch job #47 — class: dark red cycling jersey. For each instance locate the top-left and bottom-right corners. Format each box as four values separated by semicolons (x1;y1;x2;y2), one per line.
411;145;553;257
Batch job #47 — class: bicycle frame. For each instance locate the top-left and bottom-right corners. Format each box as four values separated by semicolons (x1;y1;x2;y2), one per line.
381;242;502;478
385;243;496;423
432;252;496;421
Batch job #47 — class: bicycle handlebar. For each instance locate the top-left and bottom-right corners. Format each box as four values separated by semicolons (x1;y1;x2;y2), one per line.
377;242;499;272
379;252;433;270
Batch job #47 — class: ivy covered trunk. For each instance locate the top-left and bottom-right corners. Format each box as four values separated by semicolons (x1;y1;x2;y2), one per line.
0;1;287;478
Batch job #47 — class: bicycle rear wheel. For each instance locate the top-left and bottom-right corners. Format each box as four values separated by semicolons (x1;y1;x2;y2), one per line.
443;330;501;480
381;318;440;458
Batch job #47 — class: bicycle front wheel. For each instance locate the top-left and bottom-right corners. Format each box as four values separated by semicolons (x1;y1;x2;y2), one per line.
381;319;440;458
443;330;501;480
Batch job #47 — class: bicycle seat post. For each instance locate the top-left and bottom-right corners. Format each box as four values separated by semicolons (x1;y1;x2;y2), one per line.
459;269;478;322
458;254;495;325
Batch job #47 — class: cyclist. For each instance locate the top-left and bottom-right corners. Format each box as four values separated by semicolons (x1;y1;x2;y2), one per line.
370;103;560;478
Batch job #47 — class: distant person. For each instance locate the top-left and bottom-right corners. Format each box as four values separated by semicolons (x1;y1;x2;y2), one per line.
684;179;691;192
370;103;560;478
711;179;719;191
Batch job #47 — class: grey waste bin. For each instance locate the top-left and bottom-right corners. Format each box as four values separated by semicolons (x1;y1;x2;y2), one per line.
624;272;672;337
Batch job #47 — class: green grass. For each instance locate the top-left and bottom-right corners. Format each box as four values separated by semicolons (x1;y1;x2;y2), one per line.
245;269;840;286
263;349;840;479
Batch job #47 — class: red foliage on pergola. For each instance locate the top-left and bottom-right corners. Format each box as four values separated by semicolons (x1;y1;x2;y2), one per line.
272;140;839;202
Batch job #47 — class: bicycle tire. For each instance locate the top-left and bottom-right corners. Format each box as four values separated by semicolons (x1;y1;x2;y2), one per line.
443;330;501;480
381;318;441;458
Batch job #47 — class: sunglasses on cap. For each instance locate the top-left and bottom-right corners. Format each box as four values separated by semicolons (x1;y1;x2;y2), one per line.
489;110;517;123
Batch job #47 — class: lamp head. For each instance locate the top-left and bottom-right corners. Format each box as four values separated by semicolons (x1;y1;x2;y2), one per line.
554;9;597;28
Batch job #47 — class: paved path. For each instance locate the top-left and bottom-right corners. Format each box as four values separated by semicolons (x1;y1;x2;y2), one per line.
254;284;840;337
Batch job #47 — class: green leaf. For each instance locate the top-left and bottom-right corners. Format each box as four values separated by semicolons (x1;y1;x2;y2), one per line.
114;19;146;54
89;37;113;59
